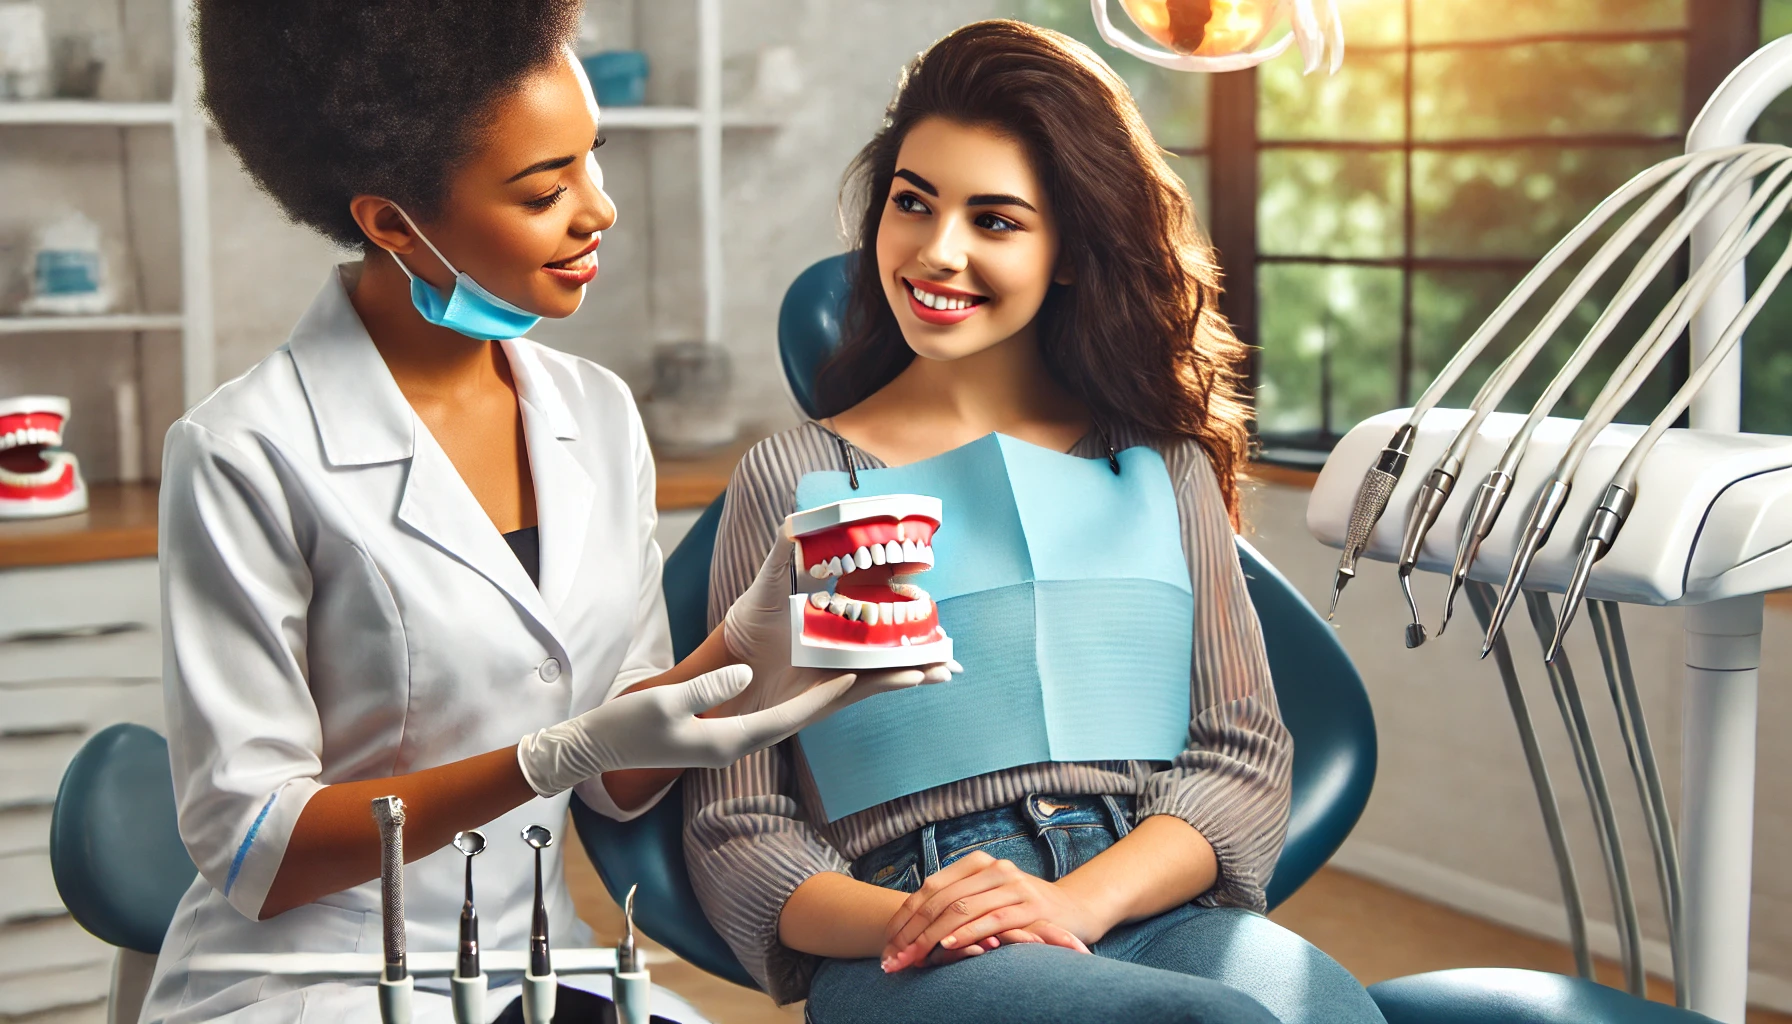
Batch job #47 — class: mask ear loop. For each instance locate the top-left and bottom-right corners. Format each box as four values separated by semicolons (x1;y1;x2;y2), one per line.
384;202;463;282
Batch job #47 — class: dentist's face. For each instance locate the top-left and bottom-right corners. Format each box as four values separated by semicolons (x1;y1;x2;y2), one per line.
388;49;618;320
876;117;1068;362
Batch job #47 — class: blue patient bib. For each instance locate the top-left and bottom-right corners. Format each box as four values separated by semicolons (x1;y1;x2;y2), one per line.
795;433;1193;821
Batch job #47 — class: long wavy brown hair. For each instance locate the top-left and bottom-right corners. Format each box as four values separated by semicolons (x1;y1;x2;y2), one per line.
813;19;1253;522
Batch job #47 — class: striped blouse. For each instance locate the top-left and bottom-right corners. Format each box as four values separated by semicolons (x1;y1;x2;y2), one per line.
682;421;1293;1003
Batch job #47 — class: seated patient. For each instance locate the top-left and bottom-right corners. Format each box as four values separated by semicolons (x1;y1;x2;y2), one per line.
685;21;1384;1024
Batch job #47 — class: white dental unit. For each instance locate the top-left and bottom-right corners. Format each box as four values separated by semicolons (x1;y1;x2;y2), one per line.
1310;35;1792;1024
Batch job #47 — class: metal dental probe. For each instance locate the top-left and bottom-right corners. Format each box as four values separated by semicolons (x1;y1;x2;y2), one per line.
1477;151;1792;656
520;824;556;1024
371;796;412;1024
1466;581;1593;980
1524;592;1646;997
1549;187;1792;660
1588;602;1688;1007
619;885;640;974
1329;144;1769;621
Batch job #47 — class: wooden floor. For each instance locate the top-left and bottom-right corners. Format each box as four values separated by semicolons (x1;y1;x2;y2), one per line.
565;850;1790;1024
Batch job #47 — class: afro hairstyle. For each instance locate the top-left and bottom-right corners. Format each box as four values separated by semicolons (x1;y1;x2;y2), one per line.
197;0;585;248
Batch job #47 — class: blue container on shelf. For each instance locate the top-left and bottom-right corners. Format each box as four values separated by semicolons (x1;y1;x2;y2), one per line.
582;50;649;107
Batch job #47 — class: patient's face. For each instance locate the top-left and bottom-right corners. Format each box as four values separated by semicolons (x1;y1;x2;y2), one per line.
876;117;1065;363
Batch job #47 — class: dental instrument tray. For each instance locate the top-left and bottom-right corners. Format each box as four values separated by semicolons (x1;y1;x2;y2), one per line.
1309;408;1792;606
784;493;955;670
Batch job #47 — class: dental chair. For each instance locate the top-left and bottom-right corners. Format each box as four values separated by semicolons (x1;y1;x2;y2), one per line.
572;253;1381;990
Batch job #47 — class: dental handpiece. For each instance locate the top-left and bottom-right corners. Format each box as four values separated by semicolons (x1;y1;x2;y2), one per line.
372;796;413;1024
371;797;407;982
1549;169;1792;660
1329;154;1727;622
1369;147;1766;630
1439;149;1781;633
1482;153;1792;656
1462;149;1792;653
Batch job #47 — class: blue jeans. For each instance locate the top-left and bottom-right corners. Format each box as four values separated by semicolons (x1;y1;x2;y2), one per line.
804;795;1385;1024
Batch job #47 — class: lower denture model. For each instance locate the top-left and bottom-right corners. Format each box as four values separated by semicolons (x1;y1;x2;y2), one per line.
784;494;954;669
0;395;87;519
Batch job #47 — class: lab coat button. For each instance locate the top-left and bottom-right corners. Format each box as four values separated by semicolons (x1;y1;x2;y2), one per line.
538;658;562;683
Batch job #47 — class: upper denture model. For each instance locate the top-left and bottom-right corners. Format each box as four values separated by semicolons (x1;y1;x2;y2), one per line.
783;494;954;670
0;395;88;519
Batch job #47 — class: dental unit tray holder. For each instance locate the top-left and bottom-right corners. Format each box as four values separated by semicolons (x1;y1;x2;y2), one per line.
1305;34;1792;1023
785;494;955;670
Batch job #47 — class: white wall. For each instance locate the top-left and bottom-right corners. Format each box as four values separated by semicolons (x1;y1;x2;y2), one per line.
1243;480;1792;1008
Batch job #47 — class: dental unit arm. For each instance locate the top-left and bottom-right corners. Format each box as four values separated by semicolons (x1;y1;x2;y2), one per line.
1469;149;1792;654
1326;143;1775;622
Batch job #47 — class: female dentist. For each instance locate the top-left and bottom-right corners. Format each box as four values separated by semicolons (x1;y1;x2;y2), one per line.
142;3;948;1021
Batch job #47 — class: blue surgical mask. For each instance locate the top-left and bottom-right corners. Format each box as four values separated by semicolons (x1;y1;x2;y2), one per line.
386;204;542;340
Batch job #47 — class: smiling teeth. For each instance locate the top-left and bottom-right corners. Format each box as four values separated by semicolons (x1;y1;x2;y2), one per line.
910;284;977;311
810;590;933;626
807;542;935;578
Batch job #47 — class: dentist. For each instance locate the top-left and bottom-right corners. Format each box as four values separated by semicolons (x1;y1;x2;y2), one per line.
143;3;947;1021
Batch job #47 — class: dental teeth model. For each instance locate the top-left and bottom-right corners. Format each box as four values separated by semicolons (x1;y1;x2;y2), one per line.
0;395;87;519
785;494;954;670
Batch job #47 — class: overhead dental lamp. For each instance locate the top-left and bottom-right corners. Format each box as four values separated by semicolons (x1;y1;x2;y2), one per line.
1092;0;1344;74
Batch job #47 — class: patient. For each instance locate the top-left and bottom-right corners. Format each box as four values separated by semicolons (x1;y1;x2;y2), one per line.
685;21;1384;1024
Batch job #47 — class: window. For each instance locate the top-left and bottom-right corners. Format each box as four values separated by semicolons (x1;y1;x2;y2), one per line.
1027;0;1772;461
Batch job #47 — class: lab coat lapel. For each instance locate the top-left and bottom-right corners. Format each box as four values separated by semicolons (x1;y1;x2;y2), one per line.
504;340;594;615
396;426;558;636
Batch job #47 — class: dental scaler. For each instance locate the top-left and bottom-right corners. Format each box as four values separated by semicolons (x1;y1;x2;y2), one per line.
613;885;651;1024
371;796;412;1024
520;824;556;1024
450;830;487;1024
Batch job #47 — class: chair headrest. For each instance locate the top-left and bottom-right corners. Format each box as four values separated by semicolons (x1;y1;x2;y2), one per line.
777;253;852;419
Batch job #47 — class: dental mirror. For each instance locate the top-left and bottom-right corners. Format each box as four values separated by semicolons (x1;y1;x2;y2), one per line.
454;830;487;858
521;824;554;850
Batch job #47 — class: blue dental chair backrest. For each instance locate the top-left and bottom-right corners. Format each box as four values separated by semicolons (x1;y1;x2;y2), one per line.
574;253;1379;989
51;722;198;954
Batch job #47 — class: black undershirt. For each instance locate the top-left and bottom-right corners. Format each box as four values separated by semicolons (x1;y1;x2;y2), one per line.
503;526;541;587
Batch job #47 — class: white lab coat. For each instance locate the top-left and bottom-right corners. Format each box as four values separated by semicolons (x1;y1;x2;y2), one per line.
141;267;703;1023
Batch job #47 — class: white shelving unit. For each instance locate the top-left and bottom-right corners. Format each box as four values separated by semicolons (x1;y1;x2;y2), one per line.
596;0;737;345
0;0;213;410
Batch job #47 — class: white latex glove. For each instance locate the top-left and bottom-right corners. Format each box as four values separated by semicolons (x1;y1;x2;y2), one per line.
722;533;961;718
517;663;857;796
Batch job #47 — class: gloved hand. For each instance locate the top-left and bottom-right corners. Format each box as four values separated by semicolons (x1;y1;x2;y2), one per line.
516;663;857;796
722;533;961;718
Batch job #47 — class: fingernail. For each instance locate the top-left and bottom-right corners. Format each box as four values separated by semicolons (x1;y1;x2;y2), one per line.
948;659;965;673
941;937;957;949
881;957;895;973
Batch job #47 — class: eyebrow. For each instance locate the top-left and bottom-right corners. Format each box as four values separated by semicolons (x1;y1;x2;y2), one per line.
505;154;577;184
893;168;1037;213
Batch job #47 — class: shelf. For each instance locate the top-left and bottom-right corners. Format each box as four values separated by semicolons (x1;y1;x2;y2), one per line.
0;101;177;126
0;313;184;335
598;106;785;130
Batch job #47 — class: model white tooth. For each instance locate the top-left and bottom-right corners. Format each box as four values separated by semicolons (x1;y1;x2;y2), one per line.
920;545;934;565
896;602;911;624
844;599;863;621
879;602;895;625
855;546;872;569
862;602;879;626
901;635;913;646
828;594;850;617
871;542;886;565
883;540;902;564
809;591;830;609
902;539;919;561
809;563;828;579
828;556;844;577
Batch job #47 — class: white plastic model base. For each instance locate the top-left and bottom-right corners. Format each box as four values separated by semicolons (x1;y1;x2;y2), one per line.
785;494;952;669
1309;408;1792;604
449;974;484;1024
0;395;87;520
613;969;651;1024
377;974;412;1024
521;971;555;1024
